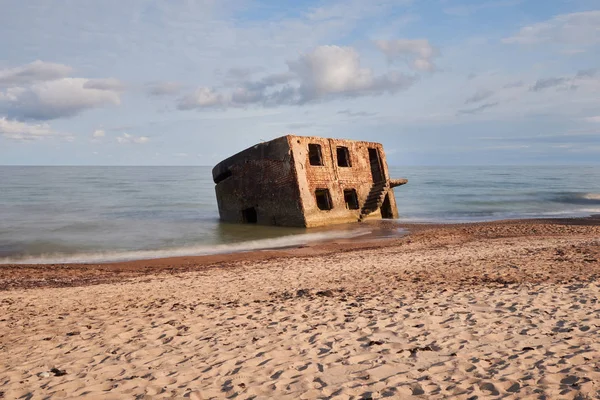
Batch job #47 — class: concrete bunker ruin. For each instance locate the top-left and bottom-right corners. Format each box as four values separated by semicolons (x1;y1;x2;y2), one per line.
212;135;407;228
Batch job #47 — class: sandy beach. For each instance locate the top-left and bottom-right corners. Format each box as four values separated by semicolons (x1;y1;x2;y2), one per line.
1;218;600;399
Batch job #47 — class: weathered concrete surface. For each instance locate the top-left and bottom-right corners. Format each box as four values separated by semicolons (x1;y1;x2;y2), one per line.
212;136;305;227
213;135;406;227
289;136;400;227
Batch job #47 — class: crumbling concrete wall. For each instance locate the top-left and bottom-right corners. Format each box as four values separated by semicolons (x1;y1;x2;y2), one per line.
212;137;306;227
213;134;401;228
288;136;399;227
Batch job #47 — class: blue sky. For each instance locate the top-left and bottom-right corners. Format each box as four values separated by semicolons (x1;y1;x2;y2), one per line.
0;0;598;165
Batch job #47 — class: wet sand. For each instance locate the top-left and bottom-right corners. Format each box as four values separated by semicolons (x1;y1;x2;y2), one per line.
1;218;600;399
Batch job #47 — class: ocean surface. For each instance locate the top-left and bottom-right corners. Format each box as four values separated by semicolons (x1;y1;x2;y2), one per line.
1;166;599;264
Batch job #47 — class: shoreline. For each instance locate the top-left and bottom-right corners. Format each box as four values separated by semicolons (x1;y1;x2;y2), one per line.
2;213;599;265
1;215;599;291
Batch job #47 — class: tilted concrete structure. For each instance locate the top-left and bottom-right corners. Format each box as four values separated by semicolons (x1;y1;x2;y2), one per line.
212;135;407;227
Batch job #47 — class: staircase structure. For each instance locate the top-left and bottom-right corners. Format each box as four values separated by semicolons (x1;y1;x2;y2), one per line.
358;179;408;222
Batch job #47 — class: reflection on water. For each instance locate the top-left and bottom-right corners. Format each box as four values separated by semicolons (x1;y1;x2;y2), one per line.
214;222;306;243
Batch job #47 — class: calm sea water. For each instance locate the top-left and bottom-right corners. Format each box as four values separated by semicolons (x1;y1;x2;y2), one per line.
1;166;599;263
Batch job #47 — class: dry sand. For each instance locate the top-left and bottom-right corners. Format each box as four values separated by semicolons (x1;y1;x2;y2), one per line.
1;218;600;399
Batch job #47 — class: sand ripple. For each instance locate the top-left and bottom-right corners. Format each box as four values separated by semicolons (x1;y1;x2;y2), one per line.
1;223;600;399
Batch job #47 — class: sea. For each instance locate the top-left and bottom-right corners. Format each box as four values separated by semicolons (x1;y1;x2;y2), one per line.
1;166;599;264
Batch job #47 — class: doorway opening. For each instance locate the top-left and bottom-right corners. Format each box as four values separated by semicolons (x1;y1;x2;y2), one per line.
368;148;384;183
381;194;394;219
242;207;258;223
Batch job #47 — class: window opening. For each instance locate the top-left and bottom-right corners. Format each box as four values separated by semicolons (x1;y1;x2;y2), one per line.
242;207;257;223
308;144;323;166
344;189;359;210
336;146;351;167
315;189;333;210
214;169;232;184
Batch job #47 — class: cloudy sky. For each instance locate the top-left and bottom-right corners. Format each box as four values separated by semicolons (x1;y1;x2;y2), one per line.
1;0;599;165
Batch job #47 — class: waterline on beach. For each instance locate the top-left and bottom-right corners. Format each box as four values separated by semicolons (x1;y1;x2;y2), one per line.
0;229;373;264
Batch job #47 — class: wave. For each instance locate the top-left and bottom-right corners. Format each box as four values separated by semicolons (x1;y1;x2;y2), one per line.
551;192;600;205
399;208;600;223
0;229;371;265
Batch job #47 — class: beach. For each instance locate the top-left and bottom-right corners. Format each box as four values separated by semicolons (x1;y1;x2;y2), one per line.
1;218;600;399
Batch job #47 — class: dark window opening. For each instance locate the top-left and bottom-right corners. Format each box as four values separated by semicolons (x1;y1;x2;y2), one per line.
242;207;257;223
315;189;333;210
336;146;351;167
214;169;232;184
308;144;323;166
344;189;359;210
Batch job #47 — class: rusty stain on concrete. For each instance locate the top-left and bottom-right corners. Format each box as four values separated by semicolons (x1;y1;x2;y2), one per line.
212;135;407;227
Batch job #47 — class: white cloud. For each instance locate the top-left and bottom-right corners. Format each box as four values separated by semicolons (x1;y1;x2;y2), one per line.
289;45;410;98
585;116;600;123
83;78;125;91
502;10;600;48
178;87;225;109
374;39;438;71
92;129;105;138
178;45;417;110
0;78;121;120
0;61;125;121
0;117;68;141
147;81;184;96
0;60;73;86
116;132;149;144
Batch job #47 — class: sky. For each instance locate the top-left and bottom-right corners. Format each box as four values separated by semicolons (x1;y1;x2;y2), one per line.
0;0;599;166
